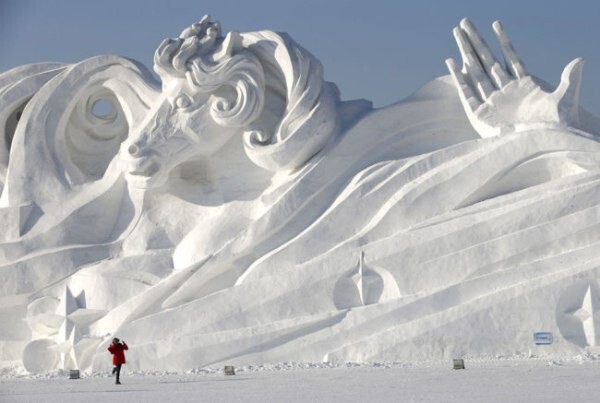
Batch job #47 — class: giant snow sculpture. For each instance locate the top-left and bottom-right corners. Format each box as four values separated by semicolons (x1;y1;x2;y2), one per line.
2;16;600;372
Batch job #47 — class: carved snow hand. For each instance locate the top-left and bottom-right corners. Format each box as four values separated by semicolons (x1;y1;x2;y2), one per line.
446;18;584;137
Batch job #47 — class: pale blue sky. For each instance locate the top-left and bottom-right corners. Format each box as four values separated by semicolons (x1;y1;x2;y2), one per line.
1;0;600;110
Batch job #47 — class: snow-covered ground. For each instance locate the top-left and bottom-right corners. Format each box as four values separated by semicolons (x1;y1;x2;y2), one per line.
2;358;600;402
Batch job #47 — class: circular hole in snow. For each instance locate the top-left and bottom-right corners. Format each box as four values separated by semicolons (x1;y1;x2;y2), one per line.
91;98;114;119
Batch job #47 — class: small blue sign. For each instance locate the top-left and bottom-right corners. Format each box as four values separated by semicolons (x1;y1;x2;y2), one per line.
533;332;553;345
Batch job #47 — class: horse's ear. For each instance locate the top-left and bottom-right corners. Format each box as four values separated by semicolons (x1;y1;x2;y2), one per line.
213;31;243;60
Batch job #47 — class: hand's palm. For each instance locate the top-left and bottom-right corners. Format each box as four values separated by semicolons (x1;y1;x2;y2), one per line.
446;19;583;137
473;77;549;134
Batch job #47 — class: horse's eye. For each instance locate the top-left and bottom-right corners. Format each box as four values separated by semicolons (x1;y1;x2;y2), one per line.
174;95;192;110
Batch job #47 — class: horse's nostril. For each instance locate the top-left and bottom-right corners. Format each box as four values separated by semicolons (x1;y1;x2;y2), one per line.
128;144;139;156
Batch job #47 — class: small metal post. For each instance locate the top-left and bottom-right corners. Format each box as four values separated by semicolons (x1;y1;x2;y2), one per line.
453;359;465;370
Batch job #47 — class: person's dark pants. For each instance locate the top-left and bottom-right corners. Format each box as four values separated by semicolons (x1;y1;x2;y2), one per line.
112;364;122;384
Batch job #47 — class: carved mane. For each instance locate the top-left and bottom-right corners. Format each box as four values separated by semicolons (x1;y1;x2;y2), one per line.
153;15;340;171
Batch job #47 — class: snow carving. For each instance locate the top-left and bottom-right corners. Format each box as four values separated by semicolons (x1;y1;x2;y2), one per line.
446;19;584;137
352;252;382;306
0;63;67;185
21;339;59;373
334;252;400;308
559;283;600;347
2;16;600;372
23;286;103;371
122;14;339;189
570;285;600;346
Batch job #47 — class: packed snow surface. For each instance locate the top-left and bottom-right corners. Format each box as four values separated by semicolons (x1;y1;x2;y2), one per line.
3;359;600;403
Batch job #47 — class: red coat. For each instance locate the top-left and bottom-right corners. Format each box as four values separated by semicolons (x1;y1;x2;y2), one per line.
108;342;128;365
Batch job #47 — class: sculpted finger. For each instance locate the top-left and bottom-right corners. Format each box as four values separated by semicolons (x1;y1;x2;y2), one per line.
453;26;494;100
459;18;510;88
554;57;584;125
554;57;584;100
446;58;481;112
492;21;527;79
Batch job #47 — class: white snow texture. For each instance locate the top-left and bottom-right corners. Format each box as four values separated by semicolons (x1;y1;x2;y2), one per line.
1;16;600;373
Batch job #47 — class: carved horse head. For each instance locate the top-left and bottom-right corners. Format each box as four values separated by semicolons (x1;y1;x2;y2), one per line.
121;15;340;189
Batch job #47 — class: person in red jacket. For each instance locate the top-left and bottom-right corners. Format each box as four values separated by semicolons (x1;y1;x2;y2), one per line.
107;337;128;384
